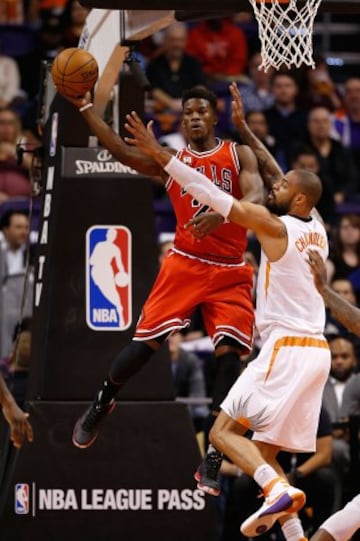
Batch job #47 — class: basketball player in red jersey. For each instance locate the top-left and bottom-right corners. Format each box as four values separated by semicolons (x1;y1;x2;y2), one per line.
65;85;263;495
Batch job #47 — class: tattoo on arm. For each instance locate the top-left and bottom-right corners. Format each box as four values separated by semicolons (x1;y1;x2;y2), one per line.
323;286;360;334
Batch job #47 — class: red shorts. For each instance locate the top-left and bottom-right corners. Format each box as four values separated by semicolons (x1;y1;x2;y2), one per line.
134;251;254;352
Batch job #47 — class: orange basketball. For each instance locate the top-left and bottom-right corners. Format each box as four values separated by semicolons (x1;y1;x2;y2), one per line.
51;48;99;99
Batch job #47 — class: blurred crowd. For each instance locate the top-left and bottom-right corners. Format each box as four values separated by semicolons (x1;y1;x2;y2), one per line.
0;1;359;539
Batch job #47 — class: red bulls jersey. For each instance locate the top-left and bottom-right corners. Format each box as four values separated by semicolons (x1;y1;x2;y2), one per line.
166;139;247;265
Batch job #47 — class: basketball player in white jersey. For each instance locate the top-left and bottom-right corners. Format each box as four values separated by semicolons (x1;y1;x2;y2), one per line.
124;83;331;539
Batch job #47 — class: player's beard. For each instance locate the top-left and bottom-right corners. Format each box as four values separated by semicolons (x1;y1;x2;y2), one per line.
266;198;290;216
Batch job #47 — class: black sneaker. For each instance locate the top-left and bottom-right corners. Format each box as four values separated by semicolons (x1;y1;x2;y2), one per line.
194;450;222;496
72;399;115;449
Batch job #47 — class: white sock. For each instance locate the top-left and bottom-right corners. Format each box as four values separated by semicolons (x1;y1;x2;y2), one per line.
281;517;305;541
253;464;279;490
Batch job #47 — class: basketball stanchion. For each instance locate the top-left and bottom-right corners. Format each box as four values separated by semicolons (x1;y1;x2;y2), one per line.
0;72;216;539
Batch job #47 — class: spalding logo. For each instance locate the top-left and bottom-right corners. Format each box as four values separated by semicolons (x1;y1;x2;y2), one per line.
97;149;112;161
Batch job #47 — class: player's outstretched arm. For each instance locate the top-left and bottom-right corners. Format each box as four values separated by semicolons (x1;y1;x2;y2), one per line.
63;92;167;181
0;374;33;448
125;111;285;242
229;82;283;188
308;249;360;337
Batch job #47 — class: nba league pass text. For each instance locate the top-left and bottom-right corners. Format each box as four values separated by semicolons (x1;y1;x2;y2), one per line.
15;486;206;514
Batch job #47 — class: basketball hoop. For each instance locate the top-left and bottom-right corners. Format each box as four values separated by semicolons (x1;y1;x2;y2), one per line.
249;0;323;72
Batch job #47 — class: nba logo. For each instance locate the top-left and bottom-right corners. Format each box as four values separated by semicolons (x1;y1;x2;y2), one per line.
86;226;132;330
15;484;29;515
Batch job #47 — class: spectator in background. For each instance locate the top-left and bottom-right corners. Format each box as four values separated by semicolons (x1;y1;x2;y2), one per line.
186;18;248;87
323;336;357;425
306;106;358;205
299;56;342;112
0;0;24;23
333;77;360;180
265;72;307;170
341;370;360;419
322;335;357;511
39;11;64;60
0;108;33;203
325;278;360;365
290;145;335;228
0;210;30;277
237;52;274;113
146;23;206;115
0;40;26;111
327;214;360;283
168;331;209;433
242;110;277;156
146;23;206;136
60;0;89;49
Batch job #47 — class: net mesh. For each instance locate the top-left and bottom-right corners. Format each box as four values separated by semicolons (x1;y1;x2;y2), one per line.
249;0;323;71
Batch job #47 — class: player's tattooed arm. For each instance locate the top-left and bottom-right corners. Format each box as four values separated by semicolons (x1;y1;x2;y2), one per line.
308;249;360;337
229;82;283;189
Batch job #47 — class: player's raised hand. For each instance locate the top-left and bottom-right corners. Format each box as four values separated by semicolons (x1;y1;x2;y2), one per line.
124;112;161;156
230;82;246;129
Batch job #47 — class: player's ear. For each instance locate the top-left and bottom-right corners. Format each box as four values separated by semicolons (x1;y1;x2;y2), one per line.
295;192;306;206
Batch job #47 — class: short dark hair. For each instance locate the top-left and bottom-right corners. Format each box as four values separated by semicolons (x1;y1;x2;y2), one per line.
182;86;217;112
271;71;297;86
0;209;29;230
327;334;355;350
294;169;323;208
290;144;319;166
245;110;266;123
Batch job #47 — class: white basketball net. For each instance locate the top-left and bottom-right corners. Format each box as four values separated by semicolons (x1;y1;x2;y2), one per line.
248;0;323;71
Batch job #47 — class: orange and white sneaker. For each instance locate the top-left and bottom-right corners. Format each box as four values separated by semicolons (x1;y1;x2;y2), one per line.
240;480;306;537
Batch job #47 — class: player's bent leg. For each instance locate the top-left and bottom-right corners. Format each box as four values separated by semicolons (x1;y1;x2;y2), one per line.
72;340;157;448
208;416;306;537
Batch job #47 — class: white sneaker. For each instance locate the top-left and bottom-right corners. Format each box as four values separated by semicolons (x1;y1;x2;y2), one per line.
240;484;306;537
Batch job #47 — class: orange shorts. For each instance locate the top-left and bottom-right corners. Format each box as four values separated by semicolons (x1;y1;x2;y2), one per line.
134;250;254;351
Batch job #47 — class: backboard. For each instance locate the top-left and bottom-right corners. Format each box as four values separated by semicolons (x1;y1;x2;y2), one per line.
79;0;360;13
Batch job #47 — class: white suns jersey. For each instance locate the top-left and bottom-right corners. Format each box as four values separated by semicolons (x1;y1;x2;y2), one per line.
256;215;329;342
